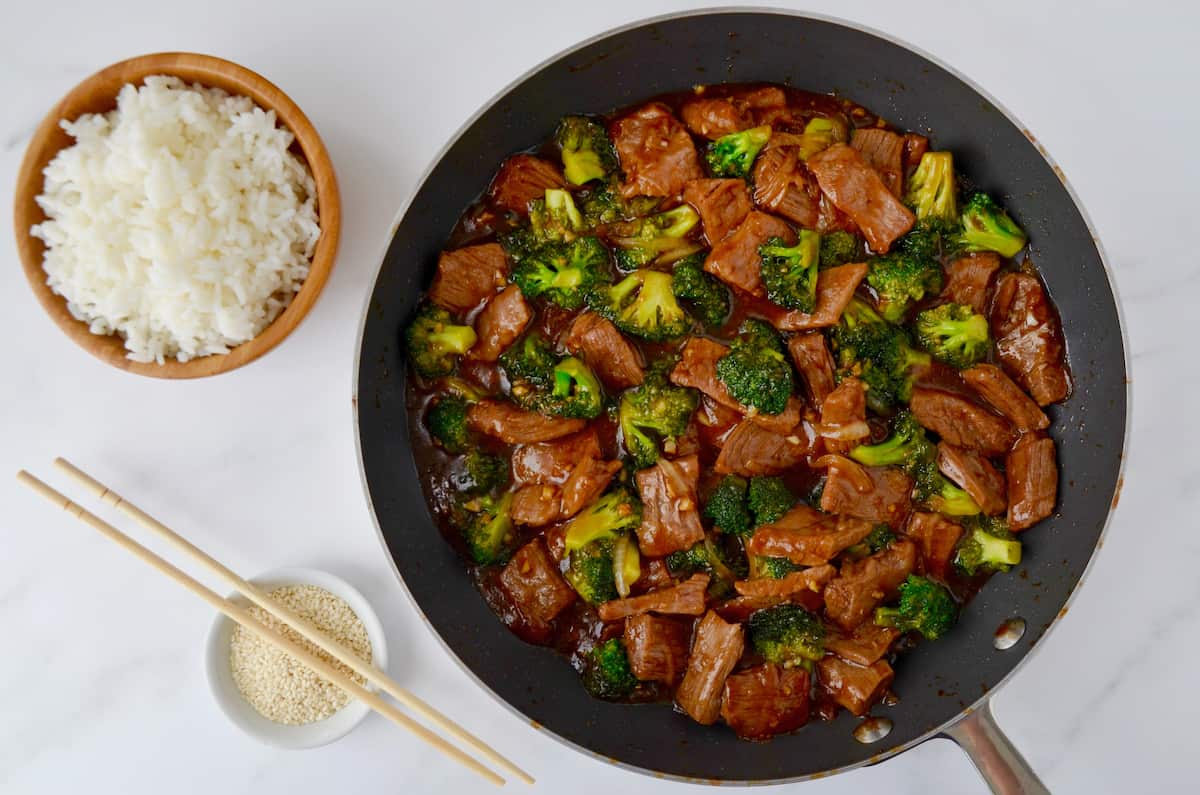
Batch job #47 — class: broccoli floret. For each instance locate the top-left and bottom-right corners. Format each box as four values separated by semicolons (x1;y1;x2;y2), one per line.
704;475;751;536
671;253;730;328
849;410;936;470
915;303;991;369
566;538;620;604
609;205;702;269
705;125;772;178
866;249;944;323
874;574;958;640
427;394;471;453
529;356;604;420
564;488;643;552
580;179;661;226
582;638;639;700
618;368;699;468
797;116;847;160
954;515;1023;575
759;231;821;312
589;269;692;341
748;604;825;669
528;188;585;243
499;333;557;388
747;476;794;526
458;492;515;565
845;524;897;559
405;303;477;379
715;319;795;415
915;469;982;517
450;450;509;494
511;236;610;310
905;151;957;225
819;230;861;269
753;556;801;579
832;298;931;412
665;534;742;598
956;193;1027;258
556;115;618;185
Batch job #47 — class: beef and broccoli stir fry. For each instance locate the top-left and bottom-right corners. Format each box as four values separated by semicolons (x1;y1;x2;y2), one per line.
405;84;1069;741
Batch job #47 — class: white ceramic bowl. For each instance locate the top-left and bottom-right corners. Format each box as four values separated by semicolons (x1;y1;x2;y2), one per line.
204;567;388;749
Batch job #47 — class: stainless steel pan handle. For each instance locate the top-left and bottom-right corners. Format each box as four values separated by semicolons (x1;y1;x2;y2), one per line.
942;700;1050;794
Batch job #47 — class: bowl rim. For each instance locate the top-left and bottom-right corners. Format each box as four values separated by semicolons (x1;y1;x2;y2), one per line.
203;566;388;749
11;51;341;379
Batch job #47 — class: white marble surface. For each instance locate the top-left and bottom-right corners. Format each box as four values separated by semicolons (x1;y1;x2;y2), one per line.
0;1;1194;792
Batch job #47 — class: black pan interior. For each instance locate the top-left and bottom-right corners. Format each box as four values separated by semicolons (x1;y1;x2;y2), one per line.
355;11;1126;782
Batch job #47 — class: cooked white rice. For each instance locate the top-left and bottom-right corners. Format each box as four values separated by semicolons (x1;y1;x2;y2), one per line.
31;75;321;363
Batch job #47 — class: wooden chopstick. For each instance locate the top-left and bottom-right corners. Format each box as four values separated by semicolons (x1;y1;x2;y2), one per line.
15;470;506;788
52;457;534;786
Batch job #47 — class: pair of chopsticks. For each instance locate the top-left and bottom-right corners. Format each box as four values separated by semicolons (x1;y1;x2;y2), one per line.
17;459;532;787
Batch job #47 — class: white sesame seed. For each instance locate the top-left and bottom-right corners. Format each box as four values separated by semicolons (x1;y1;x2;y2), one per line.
229;584;372;725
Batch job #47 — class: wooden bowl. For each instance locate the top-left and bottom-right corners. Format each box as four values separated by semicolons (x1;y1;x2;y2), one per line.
12;52;340;378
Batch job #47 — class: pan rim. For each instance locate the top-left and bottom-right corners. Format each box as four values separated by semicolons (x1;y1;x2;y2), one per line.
351;6;1132;785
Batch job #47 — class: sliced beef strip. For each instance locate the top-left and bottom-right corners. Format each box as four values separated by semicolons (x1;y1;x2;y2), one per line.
611;103;705;199
808;143;915;253
823;537;917;631
824;623;900;666
1007;434;1058;531
937;442;1007;516
713;589;825;623
428;243;509;315
714;419;812;477
903;512;964;581
902;133;929;173
623;614;692;685
562;311;645;390
850;128;905;196
909;386;1016;456
764;262;869;331
942;252;1001;314
747;504;876;565
819;457;913;528
680;97;752;140
668;337;803;433
733;564;837;598
489;154;565;215
721;664;811;741
598;573;710;622
788;332;837;408
467;400;587;444
512;430;601;485
817;192;861;235
818;376;870;455
683;179;753;244
676;610;745;725
499;538;577;629
511;484;562;527
634;455;706;557
559;458;622;520
703;211;796;298
468;285;532;362
752;147;820;228
817;656;894;717
991;272;1071;406
962;364;1050;432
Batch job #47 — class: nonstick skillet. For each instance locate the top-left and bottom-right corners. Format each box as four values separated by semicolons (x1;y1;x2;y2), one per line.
354;10;1127;792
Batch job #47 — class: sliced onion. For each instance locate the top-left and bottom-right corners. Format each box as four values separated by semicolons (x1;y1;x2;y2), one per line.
612;535;641;598
812;420;871;441
812;454;873;493
657;456;693;502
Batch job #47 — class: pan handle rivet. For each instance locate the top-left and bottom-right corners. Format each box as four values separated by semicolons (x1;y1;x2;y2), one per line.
994;617;1027;650
853;716;893;744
